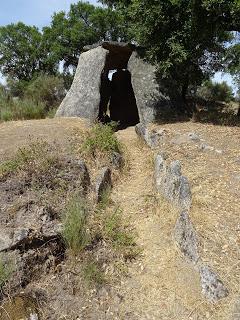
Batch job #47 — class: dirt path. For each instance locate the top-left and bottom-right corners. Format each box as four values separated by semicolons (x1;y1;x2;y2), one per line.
112;127;231;320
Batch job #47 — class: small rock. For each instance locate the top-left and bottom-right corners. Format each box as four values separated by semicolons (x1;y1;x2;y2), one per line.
135;123;147;141
75;160;91;194
188;132;200;142
0;230;12;252
155;155;192;210
111;152;124;169
135;123;164;148
178;176;192;211
95;167;112;202
200;143;214;151
13;228;30;243
174;211;199;264
199;265;228;302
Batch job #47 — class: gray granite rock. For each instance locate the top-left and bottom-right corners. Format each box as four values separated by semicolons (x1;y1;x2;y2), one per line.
155;155;192;210
111;152;124;169
188;132;200;142
200;143;215;151
75;160;91;194
128;52;172;124
135;123;164;148
96;167;112;202
199;265;229;302
174;211;199;264
0;230;12;252
56;47;108;122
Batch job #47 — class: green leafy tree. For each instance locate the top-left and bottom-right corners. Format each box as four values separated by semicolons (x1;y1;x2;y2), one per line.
0;22;57;81
100;0;240;103
225;40;240;115
43;1;127;72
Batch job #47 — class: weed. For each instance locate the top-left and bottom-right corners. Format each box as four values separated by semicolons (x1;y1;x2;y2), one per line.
62;197;89;253
104;207;135;248
94;196;139;260
0;98;46;122
82;261;105;285
82;122;121;158
0;257;12;288
0;140;60;184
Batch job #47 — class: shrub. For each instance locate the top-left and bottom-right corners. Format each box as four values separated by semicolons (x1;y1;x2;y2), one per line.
25;74;66;110
197;80;234;103
0;97;46;122
61;197;89;253
82;123;121;157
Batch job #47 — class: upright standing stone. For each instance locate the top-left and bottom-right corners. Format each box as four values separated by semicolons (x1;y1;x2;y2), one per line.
56;47;108;122
128;52;172;124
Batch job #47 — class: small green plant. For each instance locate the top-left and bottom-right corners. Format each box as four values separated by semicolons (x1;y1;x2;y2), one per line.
62;197;89;253
104;207;135;249
82;261;105;285
0;140;59;180
0;257;12;288
82;122;121;157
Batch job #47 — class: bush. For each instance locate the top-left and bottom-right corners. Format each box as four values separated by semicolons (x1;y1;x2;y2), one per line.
197;80;234;103
82;123;121;157
61;197;89;253
7;78;29;98
0;95;46;122
25;74;66;110
0;74;66;122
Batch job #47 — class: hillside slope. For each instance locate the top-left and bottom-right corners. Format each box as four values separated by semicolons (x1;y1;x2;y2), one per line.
0;119;239;319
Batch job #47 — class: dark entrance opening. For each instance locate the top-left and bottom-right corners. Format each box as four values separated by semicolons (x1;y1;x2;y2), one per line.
98;69;139;128
109;69;139;128
98;43;140;128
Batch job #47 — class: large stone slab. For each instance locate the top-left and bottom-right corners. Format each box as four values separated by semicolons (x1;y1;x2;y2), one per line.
56;47;108;122
128;52;172;124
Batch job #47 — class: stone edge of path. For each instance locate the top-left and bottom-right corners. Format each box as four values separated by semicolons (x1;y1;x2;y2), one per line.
136;123;229;303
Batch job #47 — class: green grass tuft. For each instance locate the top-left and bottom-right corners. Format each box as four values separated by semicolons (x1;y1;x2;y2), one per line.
82;261;105;285
104;207;135;249
0;257;12;288
82;122;121;157
61;197;89;253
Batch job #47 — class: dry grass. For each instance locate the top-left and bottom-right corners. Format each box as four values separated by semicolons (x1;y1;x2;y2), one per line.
0;118;239;319
150;122;240;319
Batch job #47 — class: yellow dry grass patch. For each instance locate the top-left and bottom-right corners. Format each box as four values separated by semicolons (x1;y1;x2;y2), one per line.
111;124;239;319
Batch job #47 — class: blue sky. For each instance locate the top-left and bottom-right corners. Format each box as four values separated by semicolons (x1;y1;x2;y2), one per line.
0;0;99;29
0;1;237;93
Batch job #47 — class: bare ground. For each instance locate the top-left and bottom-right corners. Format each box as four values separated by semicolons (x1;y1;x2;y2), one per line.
0;118;239;319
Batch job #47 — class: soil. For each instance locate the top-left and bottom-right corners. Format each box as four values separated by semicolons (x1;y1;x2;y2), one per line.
0;118;239;320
